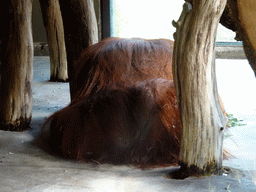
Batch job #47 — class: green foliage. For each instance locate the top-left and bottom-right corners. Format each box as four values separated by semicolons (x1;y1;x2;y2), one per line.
227;114;246;127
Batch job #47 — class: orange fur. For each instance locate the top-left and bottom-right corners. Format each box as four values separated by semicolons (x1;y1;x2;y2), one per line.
42;37;226;166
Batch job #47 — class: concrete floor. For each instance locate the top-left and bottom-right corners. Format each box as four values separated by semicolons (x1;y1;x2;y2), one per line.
0;57;256;191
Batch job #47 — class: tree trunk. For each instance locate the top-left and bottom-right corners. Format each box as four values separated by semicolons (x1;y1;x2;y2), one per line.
39;0;68;82
171;1;227;178
94;0;102;41
220;0;256;76
58;0;98;99
0;0;34;131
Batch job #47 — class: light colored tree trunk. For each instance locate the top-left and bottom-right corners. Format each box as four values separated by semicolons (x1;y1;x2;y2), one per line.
172;0;228;177
94;0;102;41
58;0;98;99
39;0;68;82
0;0;33;131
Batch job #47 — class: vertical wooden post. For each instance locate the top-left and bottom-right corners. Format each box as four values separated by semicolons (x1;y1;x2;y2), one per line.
39;0;68;82
171;0;227;178
58;0;98;99
0;0;34;131
94;0;102;41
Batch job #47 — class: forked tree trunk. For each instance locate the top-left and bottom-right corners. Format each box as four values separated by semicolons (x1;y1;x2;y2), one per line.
0;0;33;131
220;0;256;76
39;0;68;82
58;0;98;99
172;0;228;177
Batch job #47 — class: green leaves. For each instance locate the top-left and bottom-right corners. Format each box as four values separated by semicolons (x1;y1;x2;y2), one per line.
227;114;246;127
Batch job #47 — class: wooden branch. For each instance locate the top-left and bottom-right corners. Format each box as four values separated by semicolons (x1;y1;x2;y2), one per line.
94;0;102;41
39;0;68;82
0;0;33;131
58;0;99;99
171;0;228;177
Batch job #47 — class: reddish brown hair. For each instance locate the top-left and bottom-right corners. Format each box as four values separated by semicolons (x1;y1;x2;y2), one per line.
43;38;181;166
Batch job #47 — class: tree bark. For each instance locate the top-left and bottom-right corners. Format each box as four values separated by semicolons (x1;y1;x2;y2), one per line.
0;0;34;131
39;0;68;82
171;0;227;178
94;0;102;41
58;0;98;99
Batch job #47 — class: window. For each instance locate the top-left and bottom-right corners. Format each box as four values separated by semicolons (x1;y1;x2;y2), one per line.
112;0;237;43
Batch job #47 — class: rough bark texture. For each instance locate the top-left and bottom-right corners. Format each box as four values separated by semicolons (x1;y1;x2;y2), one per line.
0;0;34;131
172;0;227;177
39;0;68;82
220;0;256;76
58;0;98;99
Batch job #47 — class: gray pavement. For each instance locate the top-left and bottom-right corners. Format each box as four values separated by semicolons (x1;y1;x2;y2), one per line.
0;57;256;191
